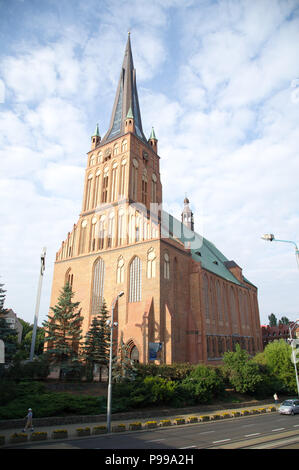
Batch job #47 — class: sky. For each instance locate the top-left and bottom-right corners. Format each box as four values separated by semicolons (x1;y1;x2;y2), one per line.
0;0;299;327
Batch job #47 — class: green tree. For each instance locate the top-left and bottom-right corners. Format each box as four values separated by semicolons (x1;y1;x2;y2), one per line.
268;313;278;327
42;283;83;379
260;339;297;394
222;344;263;394
181;364;225;403
0;282;18;362
83;300;110;381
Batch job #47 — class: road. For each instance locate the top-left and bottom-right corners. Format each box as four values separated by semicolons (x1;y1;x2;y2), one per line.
16;412;299;450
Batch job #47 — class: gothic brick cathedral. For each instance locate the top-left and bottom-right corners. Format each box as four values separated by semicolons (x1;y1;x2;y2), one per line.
49;34;262;364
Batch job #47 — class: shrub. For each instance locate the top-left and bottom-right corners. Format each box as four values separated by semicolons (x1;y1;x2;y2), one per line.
211;414;222;420
145;421;158;428
221;413;231;419
174;418;185;425
93;425;107;434
76;427;91;436
112;424;126;432
30;432;47;441
180;364;225;403
188;416;198;423
52;429;68;439
129;422;142;431
9;433;28;443
160;419;172;427
200;415;210;421
231;411;241;417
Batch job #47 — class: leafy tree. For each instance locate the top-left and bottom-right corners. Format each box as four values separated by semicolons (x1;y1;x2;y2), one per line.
222;344;263;394
0;282;18;362
260;339;297;394
83;300;110;381
42;283;83;379
268;313;277;327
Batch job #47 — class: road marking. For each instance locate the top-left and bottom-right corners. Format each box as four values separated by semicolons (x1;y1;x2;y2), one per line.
148;439;166;443
212;439;231;444
179;445;196;449
271;428;285;431
199;431;215;434
293;424;299;427
245;433;261;437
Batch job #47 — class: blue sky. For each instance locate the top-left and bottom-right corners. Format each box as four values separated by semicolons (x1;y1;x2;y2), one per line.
1;0;299;327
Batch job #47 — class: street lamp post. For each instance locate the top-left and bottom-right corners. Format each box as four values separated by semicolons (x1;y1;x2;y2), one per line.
261;234;299;396
29;247;46;362
289;320;299;398
106;291;124;433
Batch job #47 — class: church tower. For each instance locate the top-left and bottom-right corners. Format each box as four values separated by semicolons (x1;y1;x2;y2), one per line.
48;34;262;367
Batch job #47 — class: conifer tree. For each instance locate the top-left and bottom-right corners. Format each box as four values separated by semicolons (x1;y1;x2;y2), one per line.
83;300;110;381
43;283;83;378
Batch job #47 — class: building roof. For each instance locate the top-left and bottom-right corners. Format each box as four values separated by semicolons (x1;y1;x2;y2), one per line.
101;33;147;145
162;211;256;288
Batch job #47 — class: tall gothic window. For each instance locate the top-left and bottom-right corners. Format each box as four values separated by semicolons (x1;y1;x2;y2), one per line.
121;139;127;152
151;173;157;203
216;280;223;323
203;274;210;320
98;215;106;250
164;252;170;279
117;208;125;246
84;174;93;211
78;220;88;254
93;170;101;208
119;158;126;197
116;256;125;284
102;167;109;203
230;287;238;333
131;159;138;200
129;256;142;302
111;162;118;201
147;248;156;278
91;257;105;315
113;143;119;156
97;151;103;164
107;212;115;248
142;169;147;205
90;217;98;251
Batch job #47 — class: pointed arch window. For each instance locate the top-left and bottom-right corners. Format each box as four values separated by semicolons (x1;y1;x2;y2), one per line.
111;162;118;202
93;170;101;208
97;152;103;164
84;174;93;211
107;212;115;248
131;159;138;200
91;257;105;315
117;208;125;246
102;167;109;203
90;155;95;166
65;268;73;287
203;274;210;320
113;143;119;156
90;217;98;251
142;169;148;205
98;215;106;250
121;139;127;152
129;256;142;302
119;158;127;197
147;248;156;279
164;252;170;279
117;256;125;284
78;219;88;254
151;173;157;203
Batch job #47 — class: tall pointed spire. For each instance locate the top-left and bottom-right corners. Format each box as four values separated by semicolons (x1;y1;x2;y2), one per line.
101;33;147;144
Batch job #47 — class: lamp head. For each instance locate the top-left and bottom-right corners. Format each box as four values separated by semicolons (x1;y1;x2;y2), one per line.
261;234;275;241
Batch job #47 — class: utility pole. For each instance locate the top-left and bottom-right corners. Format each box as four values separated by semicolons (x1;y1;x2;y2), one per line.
29;247;46;361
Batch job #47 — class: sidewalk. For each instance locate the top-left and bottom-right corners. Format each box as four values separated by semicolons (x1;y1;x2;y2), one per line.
0;400;278;447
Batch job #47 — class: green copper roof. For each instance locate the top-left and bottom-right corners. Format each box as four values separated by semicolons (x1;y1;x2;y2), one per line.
161;211;256;288
149;127;157;140
126;106;134;119
92;123;100;137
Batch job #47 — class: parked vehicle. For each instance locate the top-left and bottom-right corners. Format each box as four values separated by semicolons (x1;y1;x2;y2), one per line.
278;399;299;415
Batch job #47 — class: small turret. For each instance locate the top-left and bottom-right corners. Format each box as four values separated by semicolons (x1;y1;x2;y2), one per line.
148;127;158;153
125;106;135;133
181;196;194;232
91;123;101;150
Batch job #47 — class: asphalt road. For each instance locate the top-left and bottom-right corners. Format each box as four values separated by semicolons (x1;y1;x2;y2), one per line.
17;411;299;450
